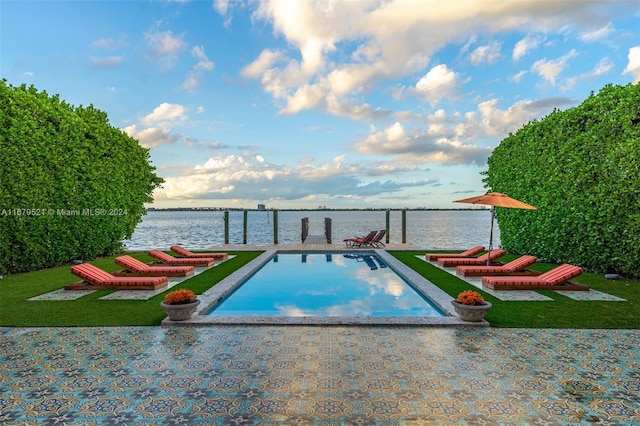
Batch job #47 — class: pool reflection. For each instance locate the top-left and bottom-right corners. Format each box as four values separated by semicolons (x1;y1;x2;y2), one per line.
207;253;444;318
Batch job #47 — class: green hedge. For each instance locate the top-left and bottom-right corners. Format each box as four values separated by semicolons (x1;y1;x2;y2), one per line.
0;81;163;274
485;83;640;278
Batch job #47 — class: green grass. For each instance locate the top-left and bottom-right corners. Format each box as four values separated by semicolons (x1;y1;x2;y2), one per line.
0;250;637;328
390;251;639;329
0;251;262;326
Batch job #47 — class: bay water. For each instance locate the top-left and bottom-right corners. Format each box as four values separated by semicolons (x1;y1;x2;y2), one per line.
125;209;500;251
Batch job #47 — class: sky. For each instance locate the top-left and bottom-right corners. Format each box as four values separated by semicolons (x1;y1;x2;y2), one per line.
2;0;639;210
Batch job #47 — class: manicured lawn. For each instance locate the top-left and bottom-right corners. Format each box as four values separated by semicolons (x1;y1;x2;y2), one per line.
0;251;262;327
0;250;637;328
390;251;639;329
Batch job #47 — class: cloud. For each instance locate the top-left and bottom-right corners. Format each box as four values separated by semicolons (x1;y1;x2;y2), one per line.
153;153;435;202
123;125;180;149
89;56;124;69
354;121;491;166
181;45;215;91
240;0;622;118
561;57;614;91
469;41;502;65
512;35;541;61
414;64;465;105
140;103;188;126
622;46;640;83
145;30;186;69
531;49;579;86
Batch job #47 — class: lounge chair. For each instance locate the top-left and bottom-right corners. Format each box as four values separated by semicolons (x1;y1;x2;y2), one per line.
65;263;168;290
455;255;539;276
343;231;377;247
149;250;215;267
425;246;485;261
114;255;194;277
170;245;228;259
482;264;588;291
437;249;506;267
369;230;387;247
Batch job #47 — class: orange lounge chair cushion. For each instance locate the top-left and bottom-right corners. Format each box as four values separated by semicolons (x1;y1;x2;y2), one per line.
149;250;215;266
438;249;505;266
170;246;228;259
115;255;194;276
456;255;537;276
425;246;484;261
482;264;583;288
71;263;168;288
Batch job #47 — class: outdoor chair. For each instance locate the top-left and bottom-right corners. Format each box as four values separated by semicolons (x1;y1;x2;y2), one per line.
114;255;194;277
66;263;168;290
425;246;485;261
482;263;588;291
149;250;215;267
437;249;506;267
455;255;539;276
170;245;228;259
343;231;377;247
369;230;387;247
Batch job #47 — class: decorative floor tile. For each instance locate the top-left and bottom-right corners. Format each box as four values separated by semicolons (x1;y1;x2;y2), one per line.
1;326;639;424
29;288;96;301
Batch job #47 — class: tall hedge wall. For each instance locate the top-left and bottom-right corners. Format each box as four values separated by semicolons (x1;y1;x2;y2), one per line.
0;81;163;274
485;83;640;278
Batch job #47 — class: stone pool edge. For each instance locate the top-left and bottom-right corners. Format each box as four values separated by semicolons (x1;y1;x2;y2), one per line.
162;249;488;327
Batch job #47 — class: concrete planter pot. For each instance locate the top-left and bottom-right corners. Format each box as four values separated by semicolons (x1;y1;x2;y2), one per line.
451;300;492;322
161;299;201;321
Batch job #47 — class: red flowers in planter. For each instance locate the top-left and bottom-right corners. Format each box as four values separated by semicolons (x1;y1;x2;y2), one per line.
456;290;485;306
164;289;197;305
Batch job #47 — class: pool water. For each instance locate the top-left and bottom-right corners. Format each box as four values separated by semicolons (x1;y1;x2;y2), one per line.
207;253;445;317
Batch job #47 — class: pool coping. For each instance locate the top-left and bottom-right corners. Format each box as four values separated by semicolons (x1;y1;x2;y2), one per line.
162;249;489;326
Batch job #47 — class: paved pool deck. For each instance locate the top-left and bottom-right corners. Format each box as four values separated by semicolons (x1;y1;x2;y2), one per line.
3;244;638;424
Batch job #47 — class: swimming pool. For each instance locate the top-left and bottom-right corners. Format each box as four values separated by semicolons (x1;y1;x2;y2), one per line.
205;252;445;318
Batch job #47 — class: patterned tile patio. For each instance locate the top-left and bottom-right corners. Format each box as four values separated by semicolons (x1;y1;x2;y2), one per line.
1;326;638;424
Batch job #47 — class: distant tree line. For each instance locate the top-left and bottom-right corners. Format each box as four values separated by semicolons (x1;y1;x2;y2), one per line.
0;80;163;274
485;83;640;278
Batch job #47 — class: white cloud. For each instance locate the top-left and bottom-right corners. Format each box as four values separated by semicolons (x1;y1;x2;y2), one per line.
123;125;180;149
469;41;502;65
561;57;614;91
415;64;464;105
140;103;188;126
241;0;622;118
241;49;284;78
153;153;433;202
181;45;214;91
145;30;186;69
531;49;579;86
513;35;541;61
622;46;640;83
89;56;124;69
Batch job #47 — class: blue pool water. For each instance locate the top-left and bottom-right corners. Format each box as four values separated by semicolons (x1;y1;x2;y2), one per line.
207;253;445;317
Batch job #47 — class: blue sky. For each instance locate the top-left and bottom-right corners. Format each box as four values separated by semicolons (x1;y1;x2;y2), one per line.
3;0;639;209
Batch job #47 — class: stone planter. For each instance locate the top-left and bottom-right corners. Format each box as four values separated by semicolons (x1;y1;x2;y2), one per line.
451;300;492;322
161;299;201;321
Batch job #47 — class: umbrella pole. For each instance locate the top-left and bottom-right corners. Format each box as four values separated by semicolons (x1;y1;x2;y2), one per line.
487;206;495;266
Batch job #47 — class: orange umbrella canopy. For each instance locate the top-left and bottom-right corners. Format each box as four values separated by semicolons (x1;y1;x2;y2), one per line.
453;192;536;265
454;192;537;210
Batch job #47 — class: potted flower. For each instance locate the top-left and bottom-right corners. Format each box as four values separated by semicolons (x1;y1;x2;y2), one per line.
160;289;200;321
451;290;491;322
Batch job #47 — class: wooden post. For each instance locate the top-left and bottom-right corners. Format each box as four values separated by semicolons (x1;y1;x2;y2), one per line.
273;210;278;244
224;210;229;244
324;217;332;244
301;217;309;242
402;209;407;244
386;209;390;244
243;210;248;244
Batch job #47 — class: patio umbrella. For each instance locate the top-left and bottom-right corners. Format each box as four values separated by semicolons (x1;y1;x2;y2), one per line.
453;192;537;265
